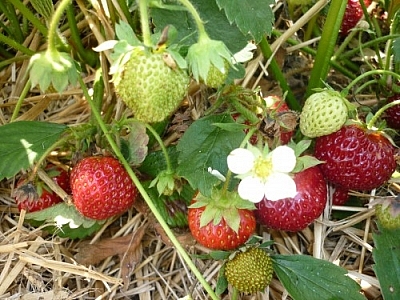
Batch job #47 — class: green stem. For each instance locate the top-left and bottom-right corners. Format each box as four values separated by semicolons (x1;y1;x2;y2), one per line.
66;4;98;67
138;0;153;48
0;0;24;43
77;77;219;300
368;99;400;129
6;0;48;37
47;0;72;55
176;0;208;42
340;34;400;60
144;123;173;173
344;70;400;95
0;32;35;56
0;55;30;69
258;36;300;111
306;0;347;97
271;30;356;81
10;78;31;122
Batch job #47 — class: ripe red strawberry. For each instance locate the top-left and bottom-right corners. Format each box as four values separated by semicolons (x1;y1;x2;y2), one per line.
255;166;327;232
332;184;350;206
14;165;70;212
314;125;396;191
340;0;371;37
70;156;138;220
188;191;256;250
383;94;400;129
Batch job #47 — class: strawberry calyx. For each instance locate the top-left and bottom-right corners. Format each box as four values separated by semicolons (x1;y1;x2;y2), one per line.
189;189;256;233
371;195;400;219
186;36;233;88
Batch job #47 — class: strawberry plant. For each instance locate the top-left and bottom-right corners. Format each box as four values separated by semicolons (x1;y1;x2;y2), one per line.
1;0;400;299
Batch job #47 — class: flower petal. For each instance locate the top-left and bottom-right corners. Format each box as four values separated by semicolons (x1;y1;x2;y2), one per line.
264;173;297;201
238;176;265;203
227;148;255;174
271;146;296;173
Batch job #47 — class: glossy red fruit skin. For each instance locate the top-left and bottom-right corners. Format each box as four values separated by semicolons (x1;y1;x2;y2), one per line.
384;94;400;129
188;205;256;250
70;156;137;220
340;0;371;37
331;184;350;206
314;125;396;191
255;166;327;232
16;165;70;212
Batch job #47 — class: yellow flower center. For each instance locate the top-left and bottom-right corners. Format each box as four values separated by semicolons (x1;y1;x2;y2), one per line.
253;156;273;179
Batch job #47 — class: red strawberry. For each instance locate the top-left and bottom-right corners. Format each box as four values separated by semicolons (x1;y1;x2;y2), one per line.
70;156;138;220
383;94;400;129
255;166;327;232
14;165;70;212
314;125;396;191
340;0;371;37
331;184;350;206
188;191;256;250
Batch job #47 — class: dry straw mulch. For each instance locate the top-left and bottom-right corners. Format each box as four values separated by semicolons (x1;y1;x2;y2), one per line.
0;1;389;299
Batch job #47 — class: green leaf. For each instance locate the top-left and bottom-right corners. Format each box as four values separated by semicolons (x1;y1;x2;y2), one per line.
373;223;400;300
271;254;367;300
176;114;244;196
115;21;141;46
215;0;275;42
120;121;149;165
0;121;67;180
151;0;249;53
216;264;228;295
138;146;179;177
25;202;104;239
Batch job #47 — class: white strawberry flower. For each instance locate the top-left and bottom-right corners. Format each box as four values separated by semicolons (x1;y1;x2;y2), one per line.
227;145;297;203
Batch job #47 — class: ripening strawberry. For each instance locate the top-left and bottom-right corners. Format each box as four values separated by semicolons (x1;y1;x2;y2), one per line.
255;166;327;232
299;90;350;138
375;200;400;230
383;94;400;129
70;156;138;220
314;125;396;191
340;0;371;37
114;47;189;123
14;165;70;213
224;247;273;294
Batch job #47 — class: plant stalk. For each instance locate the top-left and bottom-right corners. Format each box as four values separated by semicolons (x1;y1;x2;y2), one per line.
77;77;219;300
306;0;347;97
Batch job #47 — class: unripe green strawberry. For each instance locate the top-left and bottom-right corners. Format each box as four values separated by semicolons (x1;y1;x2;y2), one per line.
114;47;189;123
225;247;273;294
375;202;400;230
204;60;229;88
300;90;350;138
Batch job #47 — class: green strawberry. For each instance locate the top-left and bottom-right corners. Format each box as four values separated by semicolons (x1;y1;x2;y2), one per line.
204;59;230;88
300;89;352;138
375;197;400;229
224;247;273;294
114;47;189;123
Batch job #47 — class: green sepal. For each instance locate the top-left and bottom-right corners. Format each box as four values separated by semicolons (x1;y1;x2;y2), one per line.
186;37;232;84
28;51;80;93
192;189;255;233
